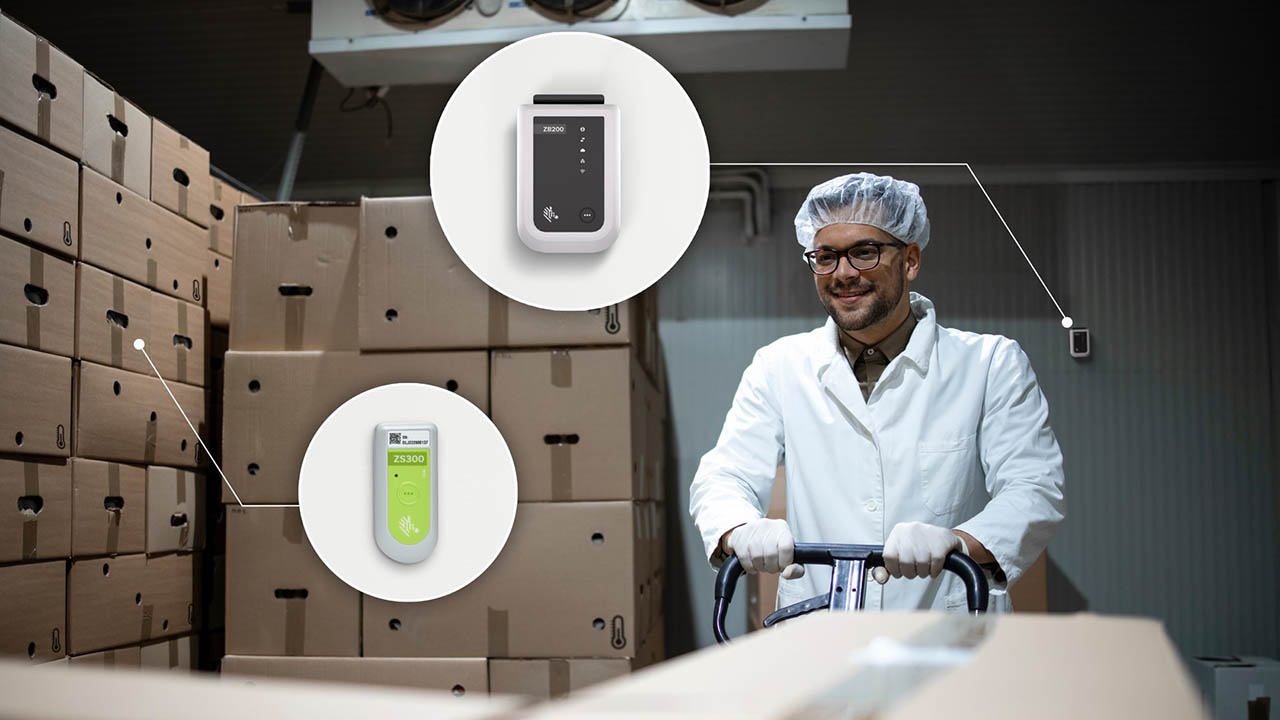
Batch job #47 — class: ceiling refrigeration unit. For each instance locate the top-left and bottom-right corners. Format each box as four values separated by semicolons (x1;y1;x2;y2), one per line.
309;0;851;86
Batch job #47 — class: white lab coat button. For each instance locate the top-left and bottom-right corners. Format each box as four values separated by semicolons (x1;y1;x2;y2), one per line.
865;499;877;512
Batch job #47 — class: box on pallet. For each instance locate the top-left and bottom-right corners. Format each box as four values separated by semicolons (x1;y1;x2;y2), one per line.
0;559;65;662
82;71;150;198
66;645;140;668
238;197;661;363
230;202;359;351
0;12;83;158
139;634;197;672
526;613;1206;720
489;658;633;700
66;635;197;671
145;466;203;554
148;292;206;387
0;234;74;356
75;263;152;375
70;458;145;557
0;455;70;562
80;166;205;305
0;123;78;256
358;196;493;350
0;343;70;457
225;506;360;657
150;119;210;229
491;347;652;502
205;251;231;328
220;350;487;504
222;656;488;694
207;178;238;257
72;361;203;468
67;551;198;655
363;501;661;659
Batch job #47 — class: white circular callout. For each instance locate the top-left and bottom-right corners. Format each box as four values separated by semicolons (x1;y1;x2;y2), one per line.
298;383;518;602
430;31;710;311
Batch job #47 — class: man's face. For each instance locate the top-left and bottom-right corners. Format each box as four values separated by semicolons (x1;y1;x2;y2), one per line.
812;223;920;334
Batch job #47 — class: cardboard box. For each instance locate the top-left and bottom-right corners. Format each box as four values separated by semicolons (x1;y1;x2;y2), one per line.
221;350;488;504
0;560;65;662
0;233;75;356
0;13;83;158
495;294;644;348
0;455;71;562
1189;655;1279;720
207;327;228;483
0;343;71;457
222;656;488;695
230;202;359;351
642;371;666;502
79;165;206;304
81;72;150;198
207;178;238;257
358;196;493;351
0;123;79;257
489;658;632;700
1010;551;1048;612
72;361;203;468
67;551;197;655
148;292;206;387
225;506;359;657
0;657;526;719
139;634;197;672
70;458;145;557
490;348;644;501
150;119;210;228
363;501;651;659
523;613;1207;720
66;645;140;668
205;250;231;328
145;466;203;554
74;263;152;375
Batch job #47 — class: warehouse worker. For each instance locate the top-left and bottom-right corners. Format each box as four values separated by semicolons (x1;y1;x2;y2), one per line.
689;172;1065;613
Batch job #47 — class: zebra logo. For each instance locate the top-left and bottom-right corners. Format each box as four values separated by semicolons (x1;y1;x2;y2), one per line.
399;515;419;536
542;206;559;223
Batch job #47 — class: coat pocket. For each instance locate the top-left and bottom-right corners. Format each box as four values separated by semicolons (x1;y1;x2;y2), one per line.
918;433;979;516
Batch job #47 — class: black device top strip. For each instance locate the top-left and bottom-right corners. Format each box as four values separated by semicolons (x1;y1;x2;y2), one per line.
533;94;605;105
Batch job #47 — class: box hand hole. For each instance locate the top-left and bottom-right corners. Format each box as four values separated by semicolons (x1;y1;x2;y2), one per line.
23;284;49;306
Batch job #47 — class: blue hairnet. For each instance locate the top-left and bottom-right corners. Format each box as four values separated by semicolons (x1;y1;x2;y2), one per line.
794;172;931;250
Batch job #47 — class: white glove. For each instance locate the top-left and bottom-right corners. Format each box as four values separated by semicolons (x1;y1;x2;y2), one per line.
724;519;805;579
872;522;965;584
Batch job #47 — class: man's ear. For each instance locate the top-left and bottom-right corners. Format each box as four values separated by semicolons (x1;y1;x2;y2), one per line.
905;244;922;282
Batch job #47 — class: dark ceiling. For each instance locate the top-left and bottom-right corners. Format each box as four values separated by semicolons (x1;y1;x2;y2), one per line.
5;1;1275;199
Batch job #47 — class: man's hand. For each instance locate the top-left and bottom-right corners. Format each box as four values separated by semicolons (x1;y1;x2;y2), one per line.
722;519;805;579
872;522;966;584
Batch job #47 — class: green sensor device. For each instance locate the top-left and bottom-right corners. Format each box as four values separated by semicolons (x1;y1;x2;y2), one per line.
374;422;439;564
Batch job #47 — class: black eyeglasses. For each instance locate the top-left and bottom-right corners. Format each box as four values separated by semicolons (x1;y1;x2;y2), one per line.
803;241;907;275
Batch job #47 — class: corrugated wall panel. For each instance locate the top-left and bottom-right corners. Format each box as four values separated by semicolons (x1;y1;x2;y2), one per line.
661;177;1279;656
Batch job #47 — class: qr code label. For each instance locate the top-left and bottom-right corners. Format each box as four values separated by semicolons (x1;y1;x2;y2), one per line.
389;432;402;443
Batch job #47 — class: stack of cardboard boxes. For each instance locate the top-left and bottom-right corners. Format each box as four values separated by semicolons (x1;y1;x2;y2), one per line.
219;196;668;699
0;10;252;672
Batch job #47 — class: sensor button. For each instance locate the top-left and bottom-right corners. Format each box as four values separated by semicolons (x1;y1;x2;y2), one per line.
397;482;420;505
580;208;596;223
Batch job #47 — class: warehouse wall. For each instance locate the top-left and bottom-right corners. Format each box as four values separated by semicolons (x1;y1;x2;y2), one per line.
659;172;1280;657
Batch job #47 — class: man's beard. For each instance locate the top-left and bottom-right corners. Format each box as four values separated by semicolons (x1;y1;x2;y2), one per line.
821;266;906;333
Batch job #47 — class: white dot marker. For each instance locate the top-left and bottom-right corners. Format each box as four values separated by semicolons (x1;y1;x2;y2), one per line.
133;338;146;350
1060;317;1074;329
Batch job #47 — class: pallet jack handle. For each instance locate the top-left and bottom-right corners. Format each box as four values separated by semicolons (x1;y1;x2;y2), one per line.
712;543;989;644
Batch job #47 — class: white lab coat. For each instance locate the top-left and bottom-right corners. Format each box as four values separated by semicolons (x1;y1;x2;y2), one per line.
689;293;1065;613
